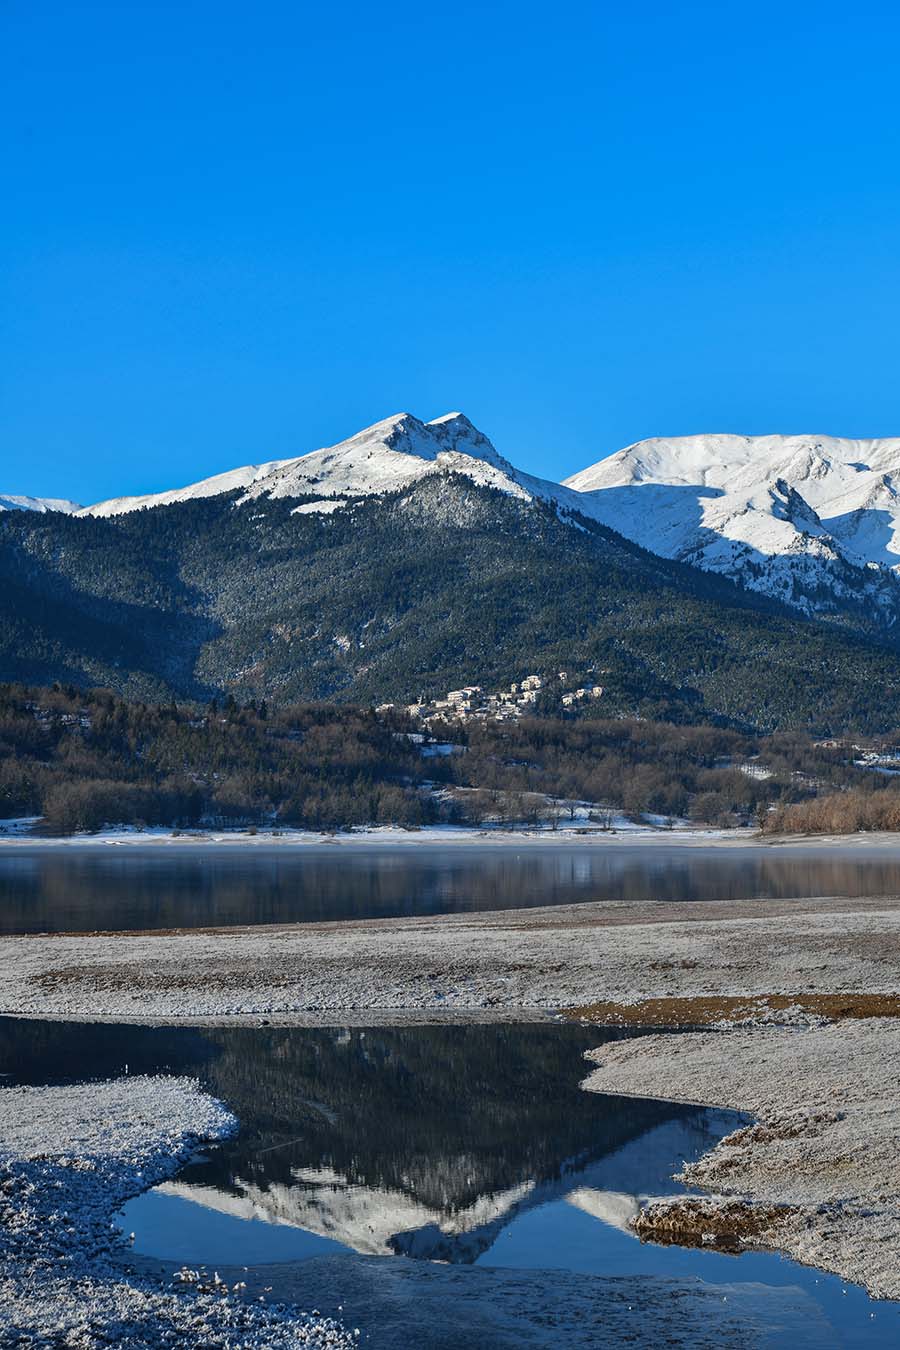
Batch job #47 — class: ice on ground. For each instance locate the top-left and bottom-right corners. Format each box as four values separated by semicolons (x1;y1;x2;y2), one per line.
4;894;898;1021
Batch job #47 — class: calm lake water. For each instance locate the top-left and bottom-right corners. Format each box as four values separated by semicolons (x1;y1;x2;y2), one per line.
3;841;900;932
1;1016;897;1347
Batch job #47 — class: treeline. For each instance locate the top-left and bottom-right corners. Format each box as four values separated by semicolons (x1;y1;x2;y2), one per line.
0;683;434;834
0;680;897;835
436;717;890;828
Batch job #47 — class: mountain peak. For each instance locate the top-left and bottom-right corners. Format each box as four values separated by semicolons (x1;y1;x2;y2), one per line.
24;421;900;631
77;411;532;518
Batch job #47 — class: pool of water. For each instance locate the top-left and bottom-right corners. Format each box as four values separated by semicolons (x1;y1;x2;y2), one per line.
3;842;900;932
1;1015;896;1346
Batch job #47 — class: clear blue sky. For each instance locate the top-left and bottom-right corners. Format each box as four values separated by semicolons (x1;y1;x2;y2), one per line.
4;1;900;504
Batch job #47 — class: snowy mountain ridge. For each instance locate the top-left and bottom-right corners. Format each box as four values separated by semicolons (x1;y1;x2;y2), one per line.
77;413;549;518
7;419;900;625
566;432;900;619
0;494;81;514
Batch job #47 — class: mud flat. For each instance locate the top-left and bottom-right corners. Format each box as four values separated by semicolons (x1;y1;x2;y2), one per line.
2;892;900;1022
584;1016;900;1301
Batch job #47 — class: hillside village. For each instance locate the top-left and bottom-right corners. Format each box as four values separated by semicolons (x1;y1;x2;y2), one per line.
379;671;605;725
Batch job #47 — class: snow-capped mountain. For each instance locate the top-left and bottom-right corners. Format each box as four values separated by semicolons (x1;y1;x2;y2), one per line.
8;416;900;629
0;494;80;514
80;459;295;518
7;411;900;723
79;412;567;518
567;434;900;617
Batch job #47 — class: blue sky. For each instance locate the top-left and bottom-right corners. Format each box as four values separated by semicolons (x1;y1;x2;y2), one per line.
4;1;900;503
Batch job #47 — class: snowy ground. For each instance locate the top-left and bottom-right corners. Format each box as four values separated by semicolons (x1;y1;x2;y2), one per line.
584;1017;900;1302
3;892;899;1023
0;1075;356;1348
0;819;755;847
4;855;900;1334
7;820;900;849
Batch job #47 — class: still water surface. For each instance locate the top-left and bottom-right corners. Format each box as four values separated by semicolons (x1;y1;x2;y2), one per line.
1;1016;896;1347
3;842;900;932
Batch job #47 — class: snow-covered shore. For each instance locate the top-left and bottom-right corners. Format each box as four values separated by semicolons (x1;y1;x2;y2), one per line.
0;1074;357;1348
7;858;900;1323
0;1066;838;1349
0;821;755;848
6;820;900;850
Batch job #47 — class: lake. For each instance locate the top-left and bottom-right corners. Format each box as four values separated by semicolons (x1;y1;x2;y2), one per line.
3;840;900;932
1;1015;896;1347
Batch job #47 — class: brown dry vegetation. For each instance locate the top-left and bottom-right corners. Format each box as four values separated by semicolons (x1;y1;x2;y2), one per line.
763;786;900;834
5;680;900;835
564;991;900;1027
633;1197;797;1253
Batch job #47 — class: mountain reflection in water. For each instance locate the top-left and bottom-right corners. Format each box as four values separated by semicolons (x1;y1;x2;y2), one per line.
0;1017;735;1264
153;1023;734;1263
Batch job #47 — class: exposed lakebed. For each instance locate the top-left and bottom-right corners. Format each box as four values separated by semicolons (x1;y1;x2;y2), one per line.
6;840;900;933
1;1016;897;1347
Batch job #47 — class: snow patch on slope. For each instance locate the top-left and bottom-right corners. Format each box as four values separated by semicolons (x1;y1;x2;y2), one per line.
81;460;294;518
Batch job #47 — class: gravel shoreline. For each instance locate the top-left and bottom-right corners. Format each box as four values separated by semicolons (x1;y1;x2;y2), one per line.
583;1017;900;1301
3;893;899;1022
4;887;899;1336
0;1075;356;1348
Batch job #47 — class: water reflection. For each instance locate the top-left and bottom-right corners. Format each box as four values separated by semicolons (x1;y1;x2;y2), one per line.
3;844;900;933
0;1017;727;1262
152;1024;729;1264
4;1016;898;1347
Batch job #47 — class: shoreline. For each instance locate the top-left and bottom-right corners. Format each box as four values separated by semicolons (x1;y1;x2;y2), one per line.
0;1074;356;1348
4;888;899;1329
5;823;900;851
4;864;900;1325
0;1006;553;1028
0;1073;834;1350
584;1017;900;1302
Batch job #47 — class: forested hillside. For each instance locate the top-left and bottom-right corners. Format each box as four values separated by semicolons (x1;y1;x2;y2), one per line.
1;682;895;834
3;474;900;733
